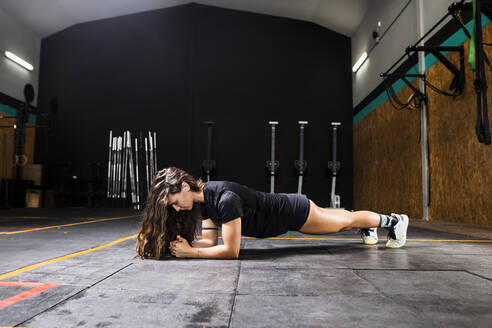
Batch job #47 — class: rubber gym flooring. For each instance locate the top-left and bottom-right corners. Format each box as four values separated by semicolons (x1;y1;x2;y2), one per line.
0;208;491;327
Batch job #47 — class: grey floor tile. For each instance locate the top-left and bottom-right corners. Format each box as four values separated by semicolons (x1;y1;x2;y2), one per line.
23;287;233;328
231;294;428;328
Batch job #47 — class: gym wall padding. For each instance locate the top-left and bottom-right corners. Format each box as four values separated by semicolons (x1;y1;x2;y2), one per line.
36;3;353;206
354;22;492;227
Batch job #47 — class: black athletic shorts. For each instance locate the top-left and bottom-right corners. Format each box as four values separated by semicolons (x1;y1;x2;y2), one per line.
273;193;311;231
236;193;312;238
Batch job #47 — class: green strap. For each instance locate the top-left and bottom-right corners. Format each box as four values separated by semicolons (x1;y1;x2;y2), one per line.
469;0;476;71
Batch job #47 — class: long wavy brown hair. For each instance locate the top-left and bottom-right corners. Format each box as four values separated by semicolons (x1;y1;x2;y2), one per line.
135;166;203;259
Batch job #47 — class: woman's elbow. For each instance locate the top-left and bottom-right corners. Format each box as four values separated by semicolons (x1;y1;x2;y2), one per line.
228;248;240;259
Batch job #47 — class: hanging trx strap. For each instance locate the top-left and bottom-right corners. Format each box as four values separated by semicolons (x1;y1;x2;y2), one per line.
382;0;490;145
473;0;491;145
469;0;477;71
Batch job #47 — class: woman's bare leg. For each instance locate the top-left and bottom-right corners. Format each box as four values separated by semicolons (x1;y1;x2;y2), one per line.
298;200;380;234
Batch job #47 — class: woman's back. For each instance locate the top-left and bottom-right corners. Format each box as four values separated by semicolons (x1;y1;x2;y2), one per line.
200;180;309;238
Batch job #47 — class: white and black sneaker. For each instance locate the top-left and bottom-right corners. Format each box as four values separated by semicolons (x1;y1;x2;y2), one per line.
360;228;378;245
386;213;409;248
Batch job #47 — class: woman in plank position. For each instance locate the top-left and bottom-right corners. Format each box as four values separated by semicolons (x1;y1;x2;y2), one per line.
135;167;408;259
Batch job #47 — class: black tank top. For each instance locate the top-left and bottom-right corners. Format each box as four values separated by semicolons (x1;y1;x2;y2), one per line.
198;180;291;238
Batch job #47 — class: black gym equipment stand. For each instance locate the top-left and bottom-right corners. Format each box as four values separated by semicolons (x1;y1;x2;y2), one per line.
202;121;216;182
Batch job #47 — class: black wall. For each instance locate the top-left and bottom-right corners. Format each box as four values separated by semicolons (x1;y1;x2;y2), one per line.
36;3;353;208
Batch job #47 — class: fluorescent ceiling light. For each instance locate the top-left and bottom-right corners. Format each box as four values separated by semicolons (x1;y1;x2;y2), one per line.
4;51;34;71
352;51;367;73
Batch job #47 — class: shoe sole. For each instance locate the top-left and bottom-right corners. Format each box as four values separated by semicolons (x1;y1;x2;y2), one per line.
386;244;401;248
386;214;409;248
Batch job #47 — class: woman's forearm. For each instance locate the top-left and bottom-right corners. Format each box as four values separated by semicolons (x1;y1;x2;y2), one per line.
189;244;237;259
191;239;216;248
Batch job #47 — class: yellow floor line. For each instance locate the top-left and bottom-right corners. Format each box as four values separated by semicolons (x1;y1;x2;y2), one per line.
0;216;49;219
0;234;137;281
0;215;141;235
2;234;490;280
406;238;492;243
1;233;490;282
212;236;492;243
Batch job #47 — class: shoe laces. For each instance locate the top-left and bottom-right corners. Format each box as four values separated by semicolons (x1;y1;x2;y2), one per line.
386;214;399;240
360;228;374;237
387;227;396;240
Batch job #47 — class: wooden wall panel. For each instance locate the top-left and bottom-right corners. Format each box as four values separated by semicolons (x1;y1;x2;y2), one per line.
425;24;492;226
354;81;422;219
354;23;492;227
0;114;36;181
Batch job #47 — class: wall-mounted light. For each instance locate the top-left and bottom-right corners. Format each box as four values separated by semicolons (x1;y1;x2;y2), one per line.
4;51;34;71
352;51;367;73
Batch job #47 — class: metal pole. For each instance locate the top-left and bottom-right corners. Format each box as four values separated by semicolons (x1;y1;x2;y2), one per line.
417;0;429;221
134;138;140;210
145;137;150;193
330;123;341;208
153;131;157;174
127;132;136;208
122;132;128;199
270;122;276;193
124;131;130;200
297;121;308;195
267;121;279;193
107;130;112;198
148;131;154;182
117;136;122;199
111;137;117;198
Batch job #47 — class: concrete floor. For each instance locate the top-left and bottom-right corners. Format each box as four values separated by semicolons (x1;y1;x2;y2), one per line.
0;208;491;328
